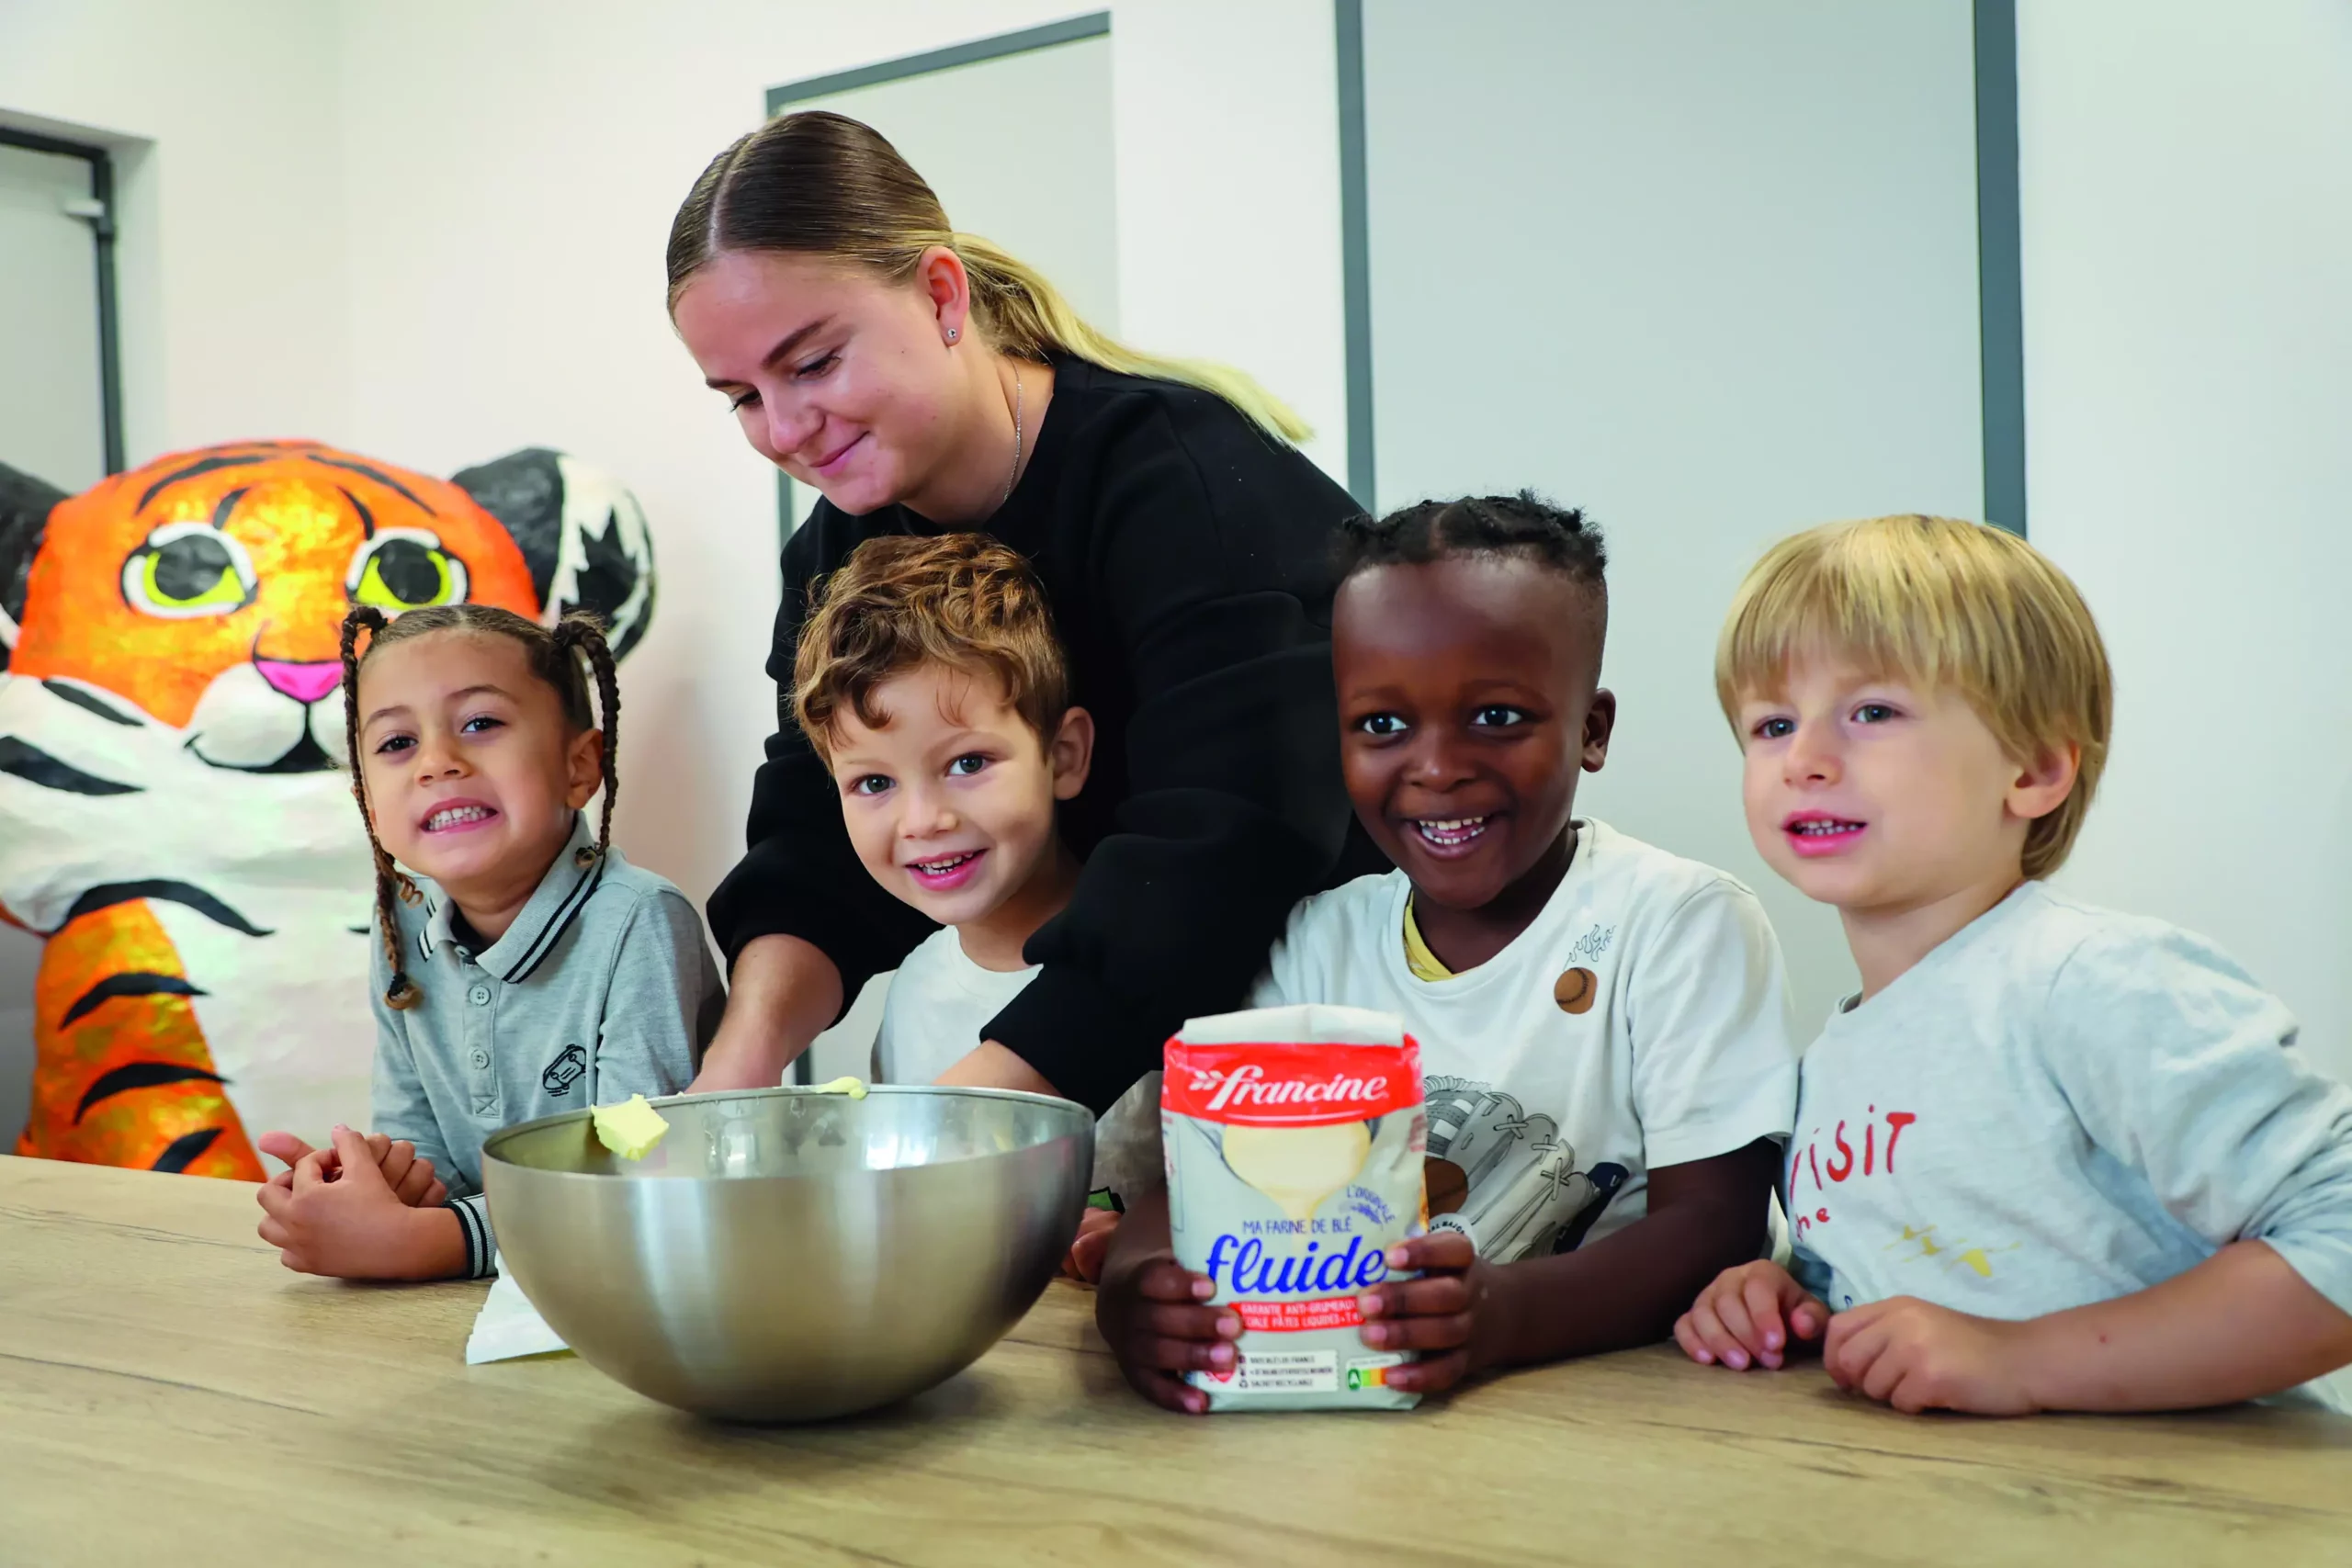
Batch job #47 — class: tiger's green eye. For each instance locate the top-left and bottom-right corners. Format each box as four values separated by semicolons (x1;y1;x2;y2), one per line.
350;535;468;610
121;525;256;618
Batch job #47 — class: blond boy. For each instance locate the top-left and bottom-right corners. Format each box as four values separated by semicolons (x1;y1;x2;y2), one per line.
1678;514;2352;1413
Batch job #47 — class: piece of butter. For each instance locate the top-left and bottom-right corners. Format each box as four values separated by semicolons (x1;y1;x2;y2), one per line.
592;1094;671;1160
811;1076;869;1100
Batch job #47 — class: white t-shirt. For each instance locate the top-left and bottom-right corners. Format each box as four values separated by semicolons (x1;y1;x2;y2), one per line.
873;925;1161;1210
1788;882;2352;1381
1250;819;1799;1264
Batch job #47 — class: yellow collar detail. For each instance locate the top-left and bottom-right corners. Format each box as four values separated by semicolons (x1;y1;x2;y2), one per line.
1401;897;1454;982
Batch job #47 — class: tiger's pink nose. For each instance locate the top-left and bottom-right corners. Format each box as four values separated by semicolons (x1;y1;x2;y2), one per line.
255;659;343;705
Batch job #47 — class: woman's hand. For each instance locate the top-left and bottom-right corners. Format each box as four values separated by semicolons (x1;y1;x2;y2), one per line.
254;1126;464;1280
1674;1258;1829;1371
691;934;842;1091
1354;1232;1491;1394
1062;1208;1121;1282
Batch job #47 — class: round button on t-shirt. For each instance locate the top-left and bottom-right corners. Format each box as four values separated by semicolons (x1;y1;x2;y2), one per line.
469;985;492;1007
470;1048;491;1069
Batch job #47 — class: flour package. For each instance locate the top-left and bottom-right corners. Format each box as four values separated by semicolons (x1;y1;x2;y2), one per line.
1162;1004;1428;1412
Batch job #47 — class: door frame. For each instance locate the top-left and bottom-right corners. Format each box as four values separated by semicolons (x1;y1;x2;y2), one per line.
0;126;123;476
1333;0;2027;534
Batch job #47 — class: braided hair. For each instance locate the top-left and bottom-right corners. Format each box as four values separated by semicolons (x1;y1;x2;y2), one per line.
1335;491;1608;593
338;604;621;1010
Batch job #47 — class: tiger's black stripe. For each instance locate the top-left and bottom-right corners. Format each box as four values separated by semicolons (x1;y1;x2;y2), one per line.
41;679;143;726
136;453;266;513
150;1127;222;1173
59;881;271;937
61;971;206;1027
0;737;141;795
304;454;435;514
75;1061;227;1122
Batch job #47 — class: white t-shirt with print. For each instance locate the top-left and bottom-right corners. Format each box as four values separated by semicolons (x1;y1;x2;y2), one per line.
873;925;1160;1210
1786;883;2352;1387
1250;818;1799;1264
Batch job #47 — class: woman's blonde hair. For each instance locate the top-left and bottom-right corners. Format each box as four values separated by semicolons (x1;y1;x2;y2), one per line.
667;110;1309;445
1715;514;2112;879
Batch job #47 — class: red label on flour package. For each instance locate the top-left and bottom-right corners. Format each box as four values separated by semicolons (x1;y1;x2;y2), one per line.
1162;1004;1428;1412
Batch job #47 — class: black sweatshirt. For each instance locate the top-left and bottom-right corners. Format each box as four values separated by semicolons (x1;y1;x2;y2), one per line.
707;356;1381;1114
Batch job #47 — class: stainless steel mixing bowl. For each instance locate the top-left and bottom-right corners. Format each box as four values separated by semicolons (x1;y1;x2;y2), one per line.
480;1085;1093;1422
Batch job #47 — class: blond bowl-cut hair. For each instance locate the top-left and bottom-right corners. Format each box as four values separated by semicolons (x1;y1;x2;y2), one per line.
1714;514;2113;880
794;532;1069;763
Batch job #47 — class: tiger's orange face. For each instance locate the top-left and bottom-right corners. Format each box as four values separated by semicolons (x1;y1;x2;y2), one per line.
10;443;540;769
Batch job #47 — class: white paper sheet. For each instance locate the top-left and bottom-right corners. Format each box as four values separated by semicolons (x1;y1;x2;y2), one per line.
463;1258;571;1364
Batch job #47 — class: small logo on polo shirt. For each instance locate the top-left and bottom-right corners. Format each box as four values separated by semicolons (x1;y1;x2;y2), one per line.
542;1043;588;1096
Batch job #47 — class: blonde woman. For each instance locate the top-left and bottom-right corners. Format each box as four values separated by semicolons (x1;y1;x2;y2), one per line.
672;112;1375;1115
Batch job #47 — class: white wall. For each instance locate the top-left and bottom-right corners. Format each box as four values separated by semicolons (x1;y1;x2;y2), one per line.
2019;0;2352;1085
0;0;353;465
1359;0;1985;1031
0;0;1351;919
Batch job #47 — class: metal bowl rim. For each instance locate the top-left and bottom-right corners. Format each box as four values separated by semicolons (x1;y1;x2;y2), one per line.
479;1081;1095;1185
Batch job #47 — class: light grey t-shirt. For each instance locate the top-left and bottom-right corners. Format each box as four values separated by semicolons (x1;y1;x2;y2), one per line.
1787;881;2352;1399
370;815;724;1277
874;924;1161;1212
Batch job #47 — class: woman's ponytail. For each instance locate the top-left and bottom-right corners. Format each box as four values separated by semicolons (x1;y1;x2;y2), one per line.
948;231;1310;444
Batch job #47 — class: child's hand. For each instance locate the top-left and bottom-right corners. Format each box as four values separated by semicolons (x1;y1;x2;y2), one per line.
254;1125;454;1279
1822;1296;2039;1415
1061;1208;1122;1283
1095;1253;1241;1415
258;1129;447;1208
1354;1231;1487;1394
1675;1259;1829;1371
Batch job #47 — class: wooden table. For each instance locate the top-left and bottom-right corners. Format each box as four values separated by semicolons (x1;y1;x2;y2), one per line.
6;1156;2348;1567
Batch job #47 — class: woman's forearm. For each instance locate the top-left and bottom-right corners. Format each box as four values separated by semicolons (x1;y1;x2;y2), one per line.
690;934;842;1091
2018;1240;2352;1411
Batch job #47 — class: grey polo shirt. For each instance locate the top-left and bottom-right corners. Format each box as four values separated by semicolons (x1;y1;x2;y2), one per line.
370;815;724;1277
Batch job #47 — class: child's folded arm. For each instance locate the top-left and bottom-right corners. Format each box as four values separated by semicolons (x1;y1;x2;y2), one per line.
2044;923;2352;1329
594;887;720;1101
1997;1238;2352;1411
365;957;484;1280
1460;1135;1784;1374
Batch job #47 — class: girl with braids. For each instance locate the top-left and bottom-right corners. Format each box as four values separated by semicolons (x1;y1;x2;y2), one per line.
253;605;721;1280
674;111;1379;1114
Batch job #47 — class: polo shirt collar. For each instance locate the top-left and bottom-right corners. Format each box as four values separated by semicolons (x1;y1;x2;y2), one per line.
414;815;605;982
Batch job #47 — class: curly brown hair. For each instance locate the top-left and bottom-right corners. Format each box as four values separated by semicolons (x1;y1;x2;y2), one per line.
792;534;1068;763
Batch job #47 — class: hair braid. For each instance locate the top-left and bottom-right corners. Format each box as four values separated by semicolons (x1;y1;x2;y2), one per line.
555;614;621;862
340;606;421;1010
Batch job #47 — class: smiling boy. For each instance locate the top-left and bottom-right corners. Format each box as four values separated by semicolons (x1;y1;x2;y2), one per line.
1098;494;1799;1410
1678;514;2352;1413
793;534;1159;1261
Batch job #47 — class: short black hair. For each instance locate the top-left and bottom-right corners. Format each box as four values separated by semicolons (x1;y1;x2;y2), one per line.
1335;491;1607;590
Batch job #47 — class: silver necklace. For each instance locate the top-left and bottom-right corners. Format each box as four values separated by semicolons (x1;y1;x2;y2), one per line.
1001;363;1024;509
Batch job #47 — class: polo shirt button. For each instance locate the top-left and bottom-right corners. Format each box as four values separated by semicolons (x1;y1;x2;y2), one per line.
470;1048;491;1069
469;984;492;1006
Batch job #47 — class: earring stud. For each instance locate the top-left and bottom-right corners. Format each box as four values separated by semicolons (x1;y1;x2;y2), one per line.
945;327;959;343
